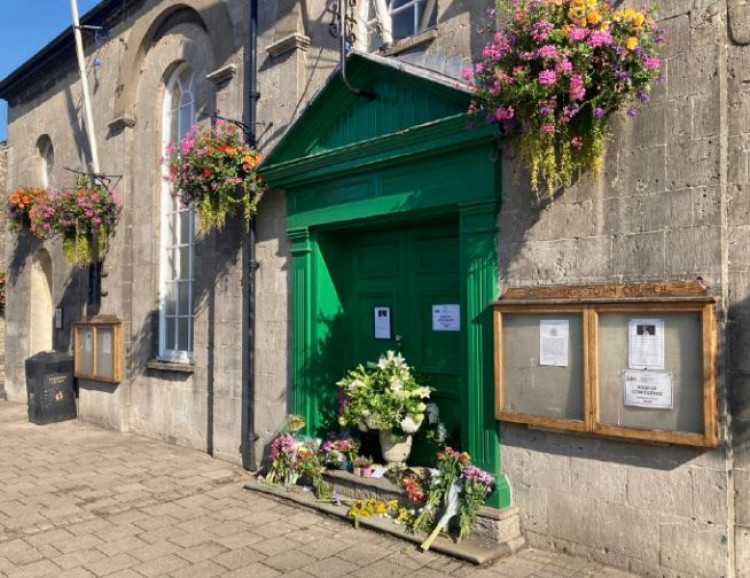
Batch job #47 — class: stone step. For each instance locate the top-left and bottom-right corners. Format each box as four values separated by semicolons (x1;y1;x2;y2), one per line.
244;472;525;565
323;470;525;545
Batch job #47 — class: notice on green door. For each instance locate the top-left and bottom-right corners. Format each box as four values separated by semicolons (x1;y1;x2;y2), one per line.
432;305;460;331
374;306;392;339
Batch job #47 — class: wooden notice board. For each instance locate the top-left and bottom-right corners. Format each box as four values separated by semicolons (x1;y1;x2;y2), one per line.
74;316;122;384
493;281;718;447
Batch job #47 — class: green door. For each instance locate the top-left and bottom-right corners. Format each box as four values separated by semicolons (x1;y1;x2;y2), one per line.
342;223;462;461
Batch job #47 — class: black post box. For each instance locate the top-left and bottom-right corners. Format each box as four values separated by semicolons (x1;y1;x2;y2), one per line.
25;352;77;425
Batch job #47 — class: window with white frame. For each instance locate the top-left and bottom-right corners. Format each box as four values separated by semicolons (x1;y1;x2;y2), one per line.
159;66;195;363
38;136;54;189
357;0;437;52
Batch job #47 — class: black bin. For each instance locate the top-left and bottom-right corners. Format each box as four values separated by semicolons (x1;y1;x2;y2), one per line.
25;352;77;425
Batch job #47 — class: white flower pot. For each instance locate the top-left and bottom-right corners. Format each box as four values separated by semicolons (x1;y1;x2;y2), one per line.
379;429;413;465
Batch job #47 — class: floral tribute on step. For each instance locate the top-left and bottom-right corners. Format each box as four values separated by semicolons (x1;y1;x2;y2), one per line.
467;0;664;195
257;353;495;548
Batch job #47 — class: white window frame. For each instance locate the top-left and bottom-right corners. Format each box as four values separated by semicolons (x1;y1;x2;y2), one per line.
357;0;437;51
159;65;196;363
39;136;54;189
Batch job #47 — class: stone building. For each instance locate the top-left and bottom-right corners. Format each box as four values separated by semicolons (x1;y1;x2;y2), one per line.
0;1;748;577
0;142;6;399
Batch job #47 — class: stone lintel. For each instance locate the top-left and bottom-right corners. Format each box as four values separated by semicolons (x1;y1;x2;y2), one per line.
265;33;311;58
206;64;238;85
381;29;438;57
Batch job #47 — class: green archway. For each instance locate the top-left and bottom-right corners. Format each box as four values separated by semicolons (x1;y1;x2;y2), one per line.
261;53;510;508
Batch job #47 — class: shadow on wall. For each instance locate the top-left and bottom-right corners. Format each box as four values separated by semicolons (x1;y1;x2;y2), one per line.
8;234;89;358
256;0;497;148
728;297;750;469
127;212;246;378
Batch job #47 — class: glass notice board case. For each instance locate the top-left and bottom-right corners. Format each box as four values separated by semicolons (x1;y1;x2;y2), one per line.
493;281;718;447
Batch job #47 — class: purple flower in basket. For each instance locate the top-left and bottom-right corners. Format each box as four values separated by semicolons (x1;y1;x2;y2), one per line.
460;465;495;488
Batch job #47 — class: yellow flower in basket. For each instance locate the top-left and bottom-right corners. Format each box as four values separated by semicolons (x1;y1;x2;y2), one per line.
626;36;639;51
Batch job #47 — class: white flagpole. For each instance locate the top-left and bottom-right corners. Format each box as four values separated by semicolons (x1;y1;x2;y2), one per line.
70;0;101;176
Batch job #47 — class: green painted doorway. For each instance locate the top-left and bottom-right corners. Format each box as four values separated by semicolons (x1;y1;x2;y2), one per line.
331;223;462;457
261;53;511;508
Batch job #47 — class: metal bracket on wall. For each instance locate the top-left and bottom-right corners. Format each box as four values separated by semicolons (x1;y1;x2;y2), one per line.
199;111;271;147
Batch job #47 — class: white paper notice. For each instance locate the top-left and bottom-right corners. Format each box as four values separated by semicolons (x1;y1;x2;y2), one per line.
374;307;391;340
102;332;112;355
432;305;460;331
628;318;665;369
83;330;93;353
623;370;673;409
539;320;569;367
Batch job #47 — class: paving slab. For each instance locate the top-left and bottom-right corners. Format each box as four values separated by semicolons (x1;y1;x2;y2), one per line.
0;401;645;578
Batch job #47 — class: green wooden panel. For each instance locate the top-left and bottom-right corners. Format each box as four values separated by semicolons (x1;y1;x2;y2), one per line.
313;80;464;154
263;54;472;168
287;145;496;231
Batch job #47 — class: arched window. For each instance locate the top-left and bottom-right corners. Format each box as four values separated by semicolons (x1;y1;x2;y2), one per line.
159;65;195;362
30;249;53;355
38;136;54;189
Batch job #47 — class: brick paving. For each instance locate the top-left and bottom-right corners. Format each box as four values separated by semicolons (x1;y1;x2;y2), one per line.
0;402;642;578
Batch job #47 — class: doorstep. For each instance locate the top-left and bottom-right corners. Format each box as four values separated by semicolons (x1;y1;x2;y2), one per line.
243;472;525;566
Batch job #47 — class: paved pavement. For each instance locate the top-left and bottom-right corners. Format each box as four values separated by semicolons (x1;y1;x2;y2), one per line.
0;401;641;578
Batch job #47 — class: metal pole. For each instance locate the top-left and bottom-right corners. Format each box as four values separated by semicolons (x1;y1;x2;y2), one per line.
70;0;101;175
339;0;376;100
241;0;260;471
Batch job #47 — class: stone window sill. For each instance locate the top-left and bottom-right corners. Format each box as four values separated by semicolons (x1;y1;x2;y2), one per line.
146;360;195;374
380;29;438;57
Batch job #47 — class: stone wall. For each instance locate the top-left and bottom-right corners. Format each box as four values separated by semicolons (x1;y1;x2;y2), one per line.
494;3;739;577
3;0;249;464
0;143;6;400
727;1;750;574
253;2;745;577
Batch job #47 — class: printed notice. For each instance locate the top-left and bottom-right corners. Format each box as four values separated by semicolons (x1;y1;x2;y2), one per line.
539;320;569;367
623;370;673;409
83;330;93;353
101;332;112;355
374;306;391;340
432;305;460;331
628;318;665;369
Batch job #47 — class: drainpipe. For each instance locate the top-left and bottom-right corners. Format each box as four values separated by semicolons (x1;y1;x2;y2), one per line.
241;0;260;471
338;0;375;100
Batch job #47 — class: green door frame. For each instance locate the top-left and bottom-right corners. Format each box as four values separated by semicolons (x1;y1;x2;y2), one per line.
261;60;510;508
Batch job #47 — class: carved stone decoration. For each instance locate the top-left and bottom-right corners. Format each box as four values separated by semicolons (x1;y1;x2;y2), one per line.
728;0;750;45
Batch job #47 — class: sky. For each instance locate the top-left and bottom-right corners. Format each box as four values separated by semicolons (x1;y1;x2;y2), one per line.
0;0;100;141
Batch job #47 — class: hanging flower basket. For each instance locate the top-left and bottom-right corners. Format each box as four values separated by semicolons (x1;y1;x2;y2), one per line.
54;185;122;265
7;182;122;265
163;121;265;232
466;0;664;195
7;187;52;237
